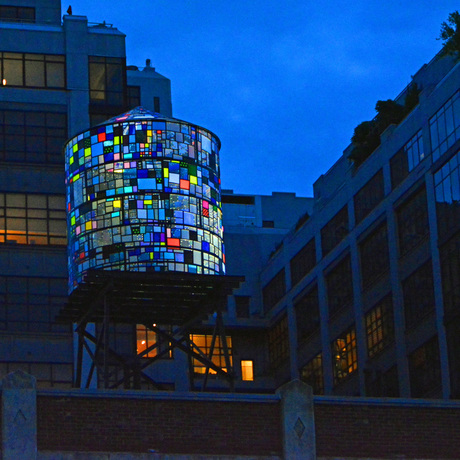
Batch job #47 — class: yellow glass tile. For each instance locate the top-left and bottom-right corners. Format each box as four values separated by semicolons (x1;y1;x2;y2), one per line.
85;221;92;230
72;144;78;153
163;168;169;178
113;200;121;208
84;148;91;157
70;156;74;165
190;175;197;185
71;216;75;225
114;136;120;145
144;200;152;205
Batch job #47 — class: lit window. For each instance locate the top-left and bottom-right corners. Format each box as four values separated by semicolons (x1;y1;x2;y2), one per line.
0;193;66;245
332;326;358;385
365;296;394;358
136;324;157;358
241;360;254;381
190;334;232;374
300;353;323;394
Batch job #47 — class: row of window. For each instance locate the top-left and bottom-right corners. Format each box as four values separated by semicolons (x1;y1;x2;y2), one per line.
0;52;65;89
0;109;67;164
0;193;66;245
136;329;254;381
0;6;35;23
264;183;430;313
301;334;441;398
0;276;69;333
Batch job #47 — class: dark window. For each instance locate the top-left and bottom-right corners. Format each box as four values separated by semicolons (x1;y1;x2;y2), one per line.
365;295;394;358
154;96;161;113
262;220;274;228
321;206;349;256
0;362;72;389
403;260;435;329
332;325;358;385
390;146;409;188
408;336;441;398
326;254;353;316
268;315;289;369
262;269;286;313
0;193;66;246
295;284;320;343
396;186;429;255
430;90;460;162
300;353;323;394
359;221;390;288
127;85;141;108
89;56;126;107
290;238;316;287
0;109;67;164
221;195;255;205
0;6;35;22
366;366;399;397
0;276;69;333
439;232;460;315
434;151;460;243
354;169;384;224
0;52;65;89
235;296;250;318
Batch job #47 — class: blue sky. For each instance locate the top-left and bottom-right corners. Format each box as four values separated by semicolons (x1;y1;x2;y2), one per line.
72;1;459;197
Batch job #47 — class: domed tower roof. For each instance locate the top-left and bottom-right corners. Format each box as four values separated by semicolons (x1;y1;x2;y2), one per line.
100;107;221;148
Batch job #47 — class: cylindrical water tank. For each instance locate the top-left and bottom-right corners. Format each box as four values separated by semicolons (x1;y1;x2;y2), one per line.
64;107;225;292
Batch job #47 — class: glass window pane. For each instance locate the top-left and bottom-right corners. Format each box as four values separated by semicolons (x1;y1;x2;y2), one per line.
46;62;65;88
3;58;23;86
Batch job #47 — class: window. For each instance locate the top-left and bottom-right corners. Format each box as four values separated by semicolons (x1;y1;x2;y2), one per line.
295;284;320;343
430;90;460;162
290;238;316;287
354;169;384;224
0;52;65;88
408;336;441;397
402;260;435;329
268;315;289;369
332;326;358;385
434;150;460;242
300;353;323;394
136;324;172;359
241;360;254;381
0;193;66;245
262;269;286;313
0;276;69;332
326;254;353;316
439;232;460;315
262;220;274;228
0;109;67;164
365;296;394;358
189;334;232;375
127;85;141;108
0;362;72;389
366;366;399;397
0;6;35;22
154;96;161;113
89;56;126;106
390;131;425;189
396;186;429;255
235;296;250;318
321;206;349;256
359;221;390;288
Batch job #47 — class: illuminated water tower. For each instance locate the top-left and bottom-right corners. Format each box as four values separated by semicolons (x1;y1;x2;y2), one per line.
64;107;225;292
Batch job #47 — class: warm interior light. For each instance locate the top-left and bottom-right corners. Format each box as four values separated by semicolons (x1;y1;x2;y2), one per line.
2;79;6;85
241;360;254;381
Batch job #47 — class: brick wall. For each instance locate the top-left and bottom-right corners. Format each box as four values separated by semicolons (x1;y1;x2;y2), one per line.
315;400;460;458
37;395;282;456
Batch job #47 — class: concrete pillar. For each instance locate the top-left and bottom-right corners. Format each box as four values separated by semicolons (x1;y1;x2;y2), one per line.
2;370;37;460
277;379;316;460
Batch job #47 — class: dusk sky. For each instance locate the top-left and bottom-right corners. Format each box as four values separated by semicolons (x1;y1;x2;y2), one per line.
72;1;459;197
